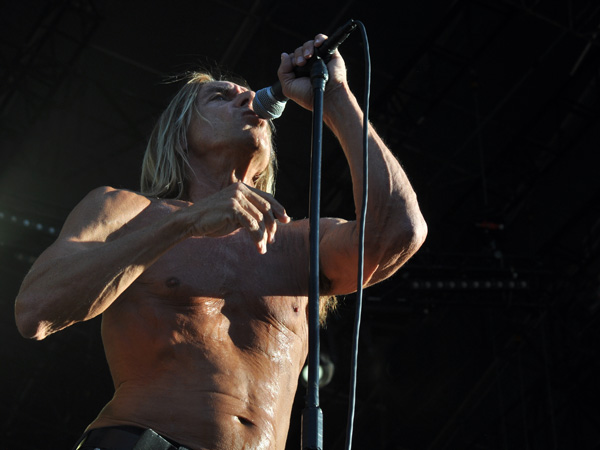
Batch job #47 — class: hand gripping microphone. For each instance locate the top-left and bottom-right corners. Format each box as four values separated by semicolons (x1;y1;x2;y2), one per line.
253;20;357;120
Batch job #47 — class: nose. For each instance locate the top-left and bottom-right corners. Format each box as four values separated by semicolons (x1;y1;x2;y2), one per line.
233;88;255;109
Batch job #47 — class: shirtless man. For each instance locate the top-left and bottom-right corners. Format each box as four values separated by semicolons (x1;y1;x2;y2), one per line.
14;33;427;450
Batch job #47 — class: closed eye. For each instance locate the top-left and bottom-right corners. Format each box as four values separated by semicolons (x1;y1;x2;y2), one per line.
207;87;235;102
210;93;227;101
201;83;248;104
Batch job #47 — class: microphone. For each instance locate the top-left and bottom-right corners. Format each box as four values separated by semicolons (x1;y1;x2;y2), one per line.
253;19;357;120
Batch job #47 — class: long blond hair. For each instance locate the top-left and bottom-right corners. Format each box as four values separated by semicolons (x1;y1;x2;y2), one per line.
141;71;277;199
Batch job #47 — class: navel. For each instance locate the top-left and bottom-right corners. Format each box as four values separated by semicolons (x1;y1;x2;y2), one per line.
165;276;181;288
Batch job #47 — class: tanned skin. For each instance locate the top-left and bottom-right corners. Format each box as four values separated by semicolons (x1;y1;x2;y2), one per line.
15;34;427;450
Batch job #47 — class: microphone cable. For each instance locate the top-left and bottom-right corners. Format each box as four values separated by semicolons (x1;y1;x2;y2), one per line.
344;20;370;450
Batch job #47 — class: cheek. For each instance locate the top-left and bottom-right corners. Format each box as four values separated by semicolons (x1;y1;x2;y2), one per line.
258;132;273;162
187;115;207;144
259;123;273;146
187;117;225;152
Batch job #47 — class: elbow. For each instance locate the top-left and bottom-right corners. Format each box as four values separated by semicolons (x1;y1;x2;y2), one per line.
386;194;428;258
394;210;427;258
15;318;48;341
361;216;427;287
410;214;428;253
396;216;427;266
15;295;51;340
373;212;427;261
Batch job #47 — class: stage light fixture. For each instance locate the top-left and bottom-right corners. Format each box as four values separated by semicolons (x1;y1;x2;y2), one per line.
300;353;335;388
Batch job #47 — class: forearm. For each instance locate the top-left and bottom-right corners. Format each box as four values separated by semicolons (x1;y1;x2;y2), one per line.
281;34;427;292
324;84;427;267
15;210;191;340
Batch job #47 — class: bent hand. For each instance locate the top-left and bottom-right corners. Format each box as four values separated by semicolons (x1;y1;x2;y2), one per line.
185;182;290;254
278;33;348;111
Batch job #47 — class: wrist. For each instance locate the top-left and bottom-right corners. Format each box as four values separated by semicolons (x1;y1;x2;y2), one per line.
323;82;362;132
163;204;197;241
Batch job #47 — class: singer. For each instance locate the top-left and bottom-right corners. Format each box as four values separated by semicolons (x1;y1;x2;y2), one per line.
15;32;427;450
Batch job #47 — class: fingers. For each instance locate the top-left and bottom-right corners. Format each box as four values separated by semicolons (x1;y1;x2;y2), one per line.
237;194;275;253
230;183;290;254
278;32;346;112
290;34;329;68
231;198;269;254
314;34;327;47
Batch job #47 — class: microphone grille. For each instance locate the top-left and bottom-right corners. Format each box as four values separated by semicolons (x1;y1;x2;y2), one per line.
254;87;288;120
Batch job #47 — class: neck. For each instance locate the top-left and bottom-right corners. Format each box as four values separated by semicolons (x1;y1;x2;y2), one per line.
185;149;261;202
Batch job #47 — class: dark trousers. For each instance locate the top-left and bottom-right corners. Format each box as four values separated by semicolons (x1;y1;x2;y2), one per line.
72;426;190;450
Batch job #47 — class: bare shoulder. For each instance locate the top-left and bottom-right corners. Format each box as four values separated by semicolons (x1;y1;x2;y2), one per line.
59;186;153;243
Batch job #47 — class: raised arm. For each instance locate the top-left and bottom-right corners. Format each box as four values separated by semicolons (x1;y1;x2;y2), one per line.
15;183;289;340
279;34;427;295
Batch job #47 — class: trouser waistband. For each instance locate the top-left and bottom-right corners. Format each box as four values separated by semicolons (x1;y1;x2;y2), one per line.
73;425;190;450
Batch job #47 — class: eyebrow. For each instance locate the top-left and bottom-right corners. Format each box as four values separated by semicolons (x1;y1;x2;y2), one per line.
198;84;223;101
202;84;229;95
199;83;243;101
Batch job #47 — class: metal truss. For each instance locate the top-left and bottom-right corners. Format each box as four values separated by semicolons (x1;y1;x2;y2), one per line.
0;0;101;146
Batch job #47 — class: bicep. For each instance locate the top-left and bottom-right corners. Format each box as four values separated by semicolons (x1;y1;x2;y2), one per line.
318;218;380;295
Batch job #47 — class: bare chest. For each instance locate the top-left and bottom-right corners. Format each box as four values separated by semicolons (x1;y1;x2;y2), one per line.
145;228;306;292
124;226;310;330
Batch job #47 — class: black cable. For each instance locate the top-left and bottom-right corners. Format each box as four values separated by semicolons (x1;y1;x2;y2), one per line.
344;20;370;450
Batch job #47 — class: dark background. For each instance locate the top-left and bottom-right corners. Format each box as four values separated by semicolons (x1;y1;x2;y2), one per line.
2;1;600;449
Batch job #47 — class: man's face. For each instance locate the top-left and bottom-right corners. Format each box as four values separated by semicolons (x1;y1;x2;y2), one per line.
187;81;272;174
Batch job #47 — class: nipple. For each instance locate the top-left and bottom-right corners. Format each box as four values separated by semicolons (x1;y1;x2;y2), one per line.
165;277;181;288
